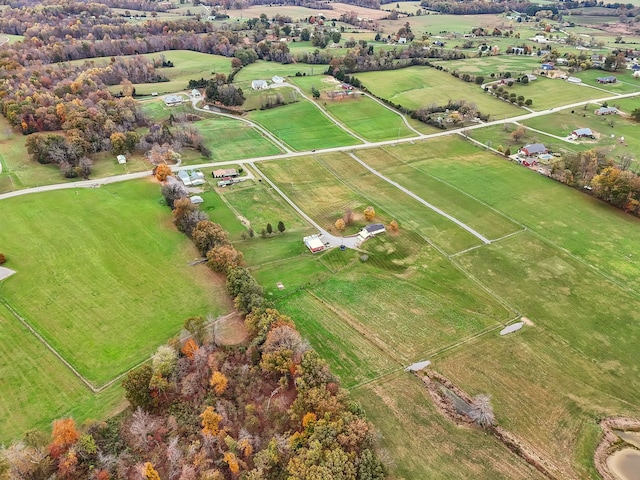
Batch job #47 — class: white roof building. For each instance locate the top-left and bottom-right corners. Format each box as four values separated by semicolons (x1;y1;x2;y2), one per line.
116;155;127;164
251;80;268;90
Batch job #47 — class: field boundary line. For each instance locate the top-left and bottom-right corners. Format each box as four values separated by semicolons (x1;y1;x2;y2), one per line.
514;122;579;144
361;92;423;136
490;228;527;244
0;298;100;393
349;152;492;244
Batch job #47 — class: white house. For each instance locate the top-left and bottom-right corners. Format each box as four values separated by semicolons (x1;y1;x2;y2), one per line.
251;80;268;90
191;89;202;98
190;195;204;204
164;94;183;106
357;224;386;241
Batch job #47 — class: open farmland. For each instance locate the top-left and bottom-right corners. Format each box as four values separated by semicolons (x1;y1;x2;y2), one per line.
356;66;523;118
247;100;360;150
574;69;640;94
435;55;542;77
0;180;229;386
503;76;609;110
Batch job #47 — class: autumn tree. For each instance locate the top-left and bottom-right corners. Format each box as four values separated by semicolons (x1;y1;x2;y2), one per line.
469;394;496;428
173;197;208;237
161;182;188;210
206;245;244;272
0;253;6;264
210;371;228;395
363;206;375;221
510;126;526;143
389;220;399;232
123;364;154;409
192;220;229;256
245;308;294;345
223;452;240;475
277;220;286;234
143;462;161;480
200;406;222;436
334;218;346;231
49;418;79;458
181;338;199;359
155;163;172;181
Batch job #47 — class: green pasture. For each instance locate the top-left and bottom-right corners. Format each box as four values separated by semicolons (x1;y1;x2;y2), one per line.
0;303;124;443
438;231;640;478
356;67;523;119
434;55;542;77
247;100;360;150
522;107;640;168
498;76;607;110
233;60;319;84
353;375;544;479
354;146;522;240
387;137;640;291
575;69;640;94
0;180;228;386
241;86;300;112
0;33;24;44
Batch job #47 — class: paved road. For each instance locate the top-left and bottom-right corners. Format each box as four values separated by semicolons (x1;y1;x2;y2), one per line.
1;90;638;203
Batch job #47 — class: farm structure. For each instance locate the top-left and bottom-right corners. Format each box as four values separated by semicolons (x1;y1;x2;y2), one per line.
572;128;594;138
303;234;326;253
519;143;548;156
191;89;202;98
212;168;238;178
541;63;554;71
251;79;268;90
116;155;127;164
177;170;205;186
164;94;183;106
595;106;618;115
596;76;617;84
272;75;284;84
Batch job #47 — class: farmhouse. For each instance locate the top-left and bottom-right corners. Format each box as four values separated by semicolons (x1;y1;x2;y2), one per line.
212;168;238;178
596;76;617;84
116;154;127;164
303;234;326;253
164;94;183;106
251;79;268;90
357;224;386;241
594;106;618;115
572;128;594;138
519;143;548;156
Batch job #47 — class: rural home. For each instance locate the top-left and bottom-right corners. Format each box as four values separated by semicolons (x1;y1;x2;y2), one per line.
357;224;386;241
595;106;618;115
116;155;126;164
519;143;548;156
177;170;205;186
303;234;325;253
212;168;238;178
164;94;183;106
191;89;202;98
572;128;594;138
251;80;268;90
596;76;617;84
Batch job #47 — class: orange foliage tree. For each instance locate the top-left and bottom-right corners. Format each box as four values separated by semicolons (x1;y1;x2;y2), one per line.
200;406;223;436
181;338;199;359
223;451;240;475
143;462;161;480
49;418;79;457
155;163;172;181
210;371;228;395
389;220;399;232
364;206;375;221
334;218;345;231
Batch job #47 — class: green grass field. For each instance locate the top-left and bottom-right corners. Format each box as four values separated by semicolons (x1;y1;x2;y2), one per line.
574;69;640;94
356;66;523;119
505;76;609;110
0;180;229;386
435;55;542;78
247;100;360;150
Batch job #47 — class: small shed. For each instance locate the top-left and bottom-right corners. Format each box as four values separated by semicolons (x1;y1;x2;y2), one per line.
272;75;284;84
567;76;582;84
572;128;594;138
190;195;204;204
251;80;268;90
525;74;537;81
116;154;127;164
519;143;548;156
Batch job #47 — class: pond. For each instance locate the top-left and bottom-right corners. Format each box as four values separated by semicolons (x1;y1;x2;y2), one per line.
616;430;640;449
607;448;640;480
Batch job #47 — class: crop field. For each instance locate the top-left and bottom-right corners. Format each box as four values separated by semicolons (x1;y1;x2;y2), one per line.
247;100;360;150
503;76;608;110
0;180;228;387
356;67;523;118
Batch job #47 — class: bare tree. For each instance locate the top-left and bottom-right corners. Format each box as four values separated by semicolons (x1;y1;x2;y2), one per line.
468;394;496;428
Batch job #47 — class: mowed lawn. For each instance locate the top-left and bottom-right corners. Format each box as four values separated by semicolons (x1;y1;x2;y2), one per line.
438;232;640;478
0;180;229;386
356;66;522;118
434;55;543;77
386;137;640;290
247;100;360;150
574;69;640;94
504;76;608;110
0;303;124;443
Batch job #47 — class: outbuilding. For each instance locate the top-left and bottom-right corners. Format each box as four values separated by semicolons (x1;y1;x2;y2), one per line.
596;76;617;84
212;168;238;178
594;106;618;115
358;224;386;240
190;195;204;204
164;94;184;106
303;234;325;253
251;80;268;90
116;154;127;164
572;128;594;138
272;75;284;84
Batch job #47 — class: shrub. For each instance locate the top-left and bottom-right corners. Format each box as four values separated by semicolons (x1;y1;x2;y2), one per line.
0;253;6;264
